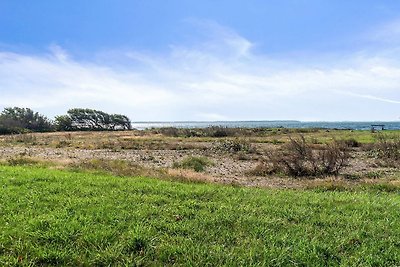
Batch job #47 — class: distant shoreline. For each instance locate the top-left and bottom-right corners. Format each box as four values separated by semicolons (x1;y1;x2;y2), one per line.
131;121;400;131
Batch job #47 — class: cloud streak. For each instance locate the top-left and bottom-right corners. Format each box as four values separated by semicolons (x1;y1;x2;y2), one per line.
0;21;400;121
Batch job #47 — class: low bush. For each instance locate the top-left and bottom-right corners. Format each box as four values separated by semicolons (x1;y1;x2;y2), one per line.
248;161;275;176
173;156;213;172
210;127;230;137
341;138;361;148
214;139;256;153
256;136;349;177
370;134;400;165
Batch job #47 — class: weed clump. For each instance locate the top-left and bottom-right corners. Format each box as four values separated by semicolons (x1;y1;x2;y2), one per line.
253;136;349;177
173;156;213;172
341;138;361;148
369;134;400;166
214;139;256;153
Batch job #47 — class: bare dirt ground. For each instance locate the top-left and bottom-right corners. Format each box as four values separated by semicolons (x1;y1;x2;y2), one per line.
0;130;399;188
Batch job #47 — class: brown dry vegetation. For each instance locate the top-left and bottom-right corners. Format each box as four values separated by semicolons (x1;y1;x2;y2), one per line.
0;128;399;189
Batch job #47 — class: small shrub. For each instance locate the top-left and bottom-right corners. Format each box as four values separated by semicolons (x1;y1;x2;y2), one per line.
182;129;203;138
248;161;276;176
215;139;255;153
173;156;213;172
370;134;400;165
260;136;349;177
211;127;229;137
342;138;361;148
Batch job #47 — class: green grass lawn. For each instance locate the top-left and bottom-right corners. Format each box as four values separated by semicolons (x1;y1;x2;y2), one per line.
0;166;399;266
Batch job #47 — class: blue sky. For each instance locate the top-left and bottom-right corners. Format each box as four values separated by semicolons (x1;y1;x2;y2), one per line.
1;0;400;121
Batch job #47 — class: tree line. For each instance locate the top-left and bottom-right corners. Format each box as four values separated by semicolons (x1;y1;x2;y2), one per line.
0;107;132;134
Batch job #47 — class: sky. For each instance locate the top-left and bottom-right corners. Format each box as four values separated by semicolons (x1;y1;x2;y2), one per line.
1;0;400;121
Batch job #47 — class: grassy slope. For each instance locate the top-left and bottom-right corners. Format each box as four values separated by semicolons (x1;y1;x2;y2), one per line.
0;166;399;266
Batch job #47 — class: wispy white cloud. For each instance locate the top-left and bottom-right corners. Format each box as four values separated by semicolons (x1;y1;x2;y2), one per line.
368;18;400;44
48;44;69;62
0;21;400;121
339;92;400;104
181;18;253;58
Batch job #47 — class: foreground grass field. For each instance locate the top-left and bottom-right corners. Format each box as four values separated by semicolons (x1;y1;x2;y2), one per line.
0;166;399;266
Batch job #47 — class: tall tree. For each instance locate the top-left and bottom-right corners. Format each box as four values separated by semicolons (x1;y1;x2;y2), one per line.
0;107;53;134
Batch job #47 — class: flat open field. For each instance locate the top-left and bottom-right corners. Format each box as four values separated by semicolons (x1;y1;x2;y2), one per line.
0;128;399;188
0;129;400;265
1;165;399;266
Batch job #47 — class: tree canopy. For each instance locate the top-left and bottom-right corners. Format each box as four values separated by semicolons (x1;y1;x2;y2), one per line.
55;108;132;131
0;107;53;134
0;107;132;134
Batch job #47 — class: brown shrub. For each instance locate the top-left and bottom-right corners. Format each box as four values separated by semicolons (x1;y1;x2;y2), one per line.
371;134;400;164
257;136;349;177
214;138;256;153
340;138;361;148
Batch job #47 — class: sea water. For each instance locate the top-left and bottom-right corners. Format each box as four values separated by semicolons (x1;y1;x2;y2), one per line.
131;121;400;130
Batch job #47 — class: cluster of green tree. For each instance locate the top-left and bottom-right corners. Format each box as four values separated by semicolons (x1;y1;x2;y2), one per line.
0;107;53;134
55;108;131;131
0;107;132;134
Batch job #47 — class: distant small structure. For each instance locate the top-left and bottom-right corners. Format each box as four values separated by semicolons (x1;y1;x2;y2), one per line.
371;124;385;132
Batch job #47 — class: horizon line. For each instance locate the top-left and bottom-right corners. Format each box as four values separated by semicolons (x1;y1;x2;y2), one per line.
131;120;400;123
